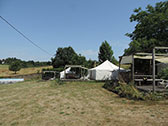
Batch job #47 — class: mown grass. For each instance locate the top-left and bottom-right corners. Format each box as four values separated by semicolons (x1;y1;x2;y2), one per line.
0;80;168;126
0;65;52;77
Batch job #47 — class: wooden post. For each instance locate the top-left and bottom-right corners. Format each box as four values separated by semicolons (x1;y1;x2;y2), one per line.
64;67;66;79
119;58;121;81
132;54;134;84
54;72;56;79
152;48;156;92
81;68;82;79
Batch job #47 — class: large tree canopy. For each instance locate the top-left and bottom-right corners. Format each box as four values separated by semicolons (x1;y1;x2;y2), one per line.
52;46;88;68
52;47;77;68
125;1;168;55
98;41;117;64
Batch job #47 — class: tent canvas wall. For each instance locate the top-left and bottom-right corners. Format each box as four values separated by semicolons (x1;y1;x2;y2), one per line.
89;60;121;80
60;67;71;79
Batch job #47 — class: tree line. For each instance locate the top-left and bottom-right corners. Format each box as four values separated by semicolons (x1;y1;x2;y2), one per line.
51;41;117;69
0;57;51;68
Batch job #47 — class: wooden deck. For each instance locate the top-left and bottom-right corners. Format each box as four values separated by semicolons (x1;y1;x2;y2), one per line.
136;85;167;93
134;79;162;86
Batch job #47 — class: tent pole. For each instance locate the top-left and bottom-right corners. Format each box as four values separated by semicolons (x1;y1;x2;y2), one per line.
132;54;134;84
119;58;121;81
81;68;82;79
64;67;66;79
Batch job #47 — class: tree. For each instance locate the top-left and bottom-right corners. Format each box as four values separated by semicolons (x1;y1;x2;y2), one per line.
84;59;98;68
125;1;168;55
71;54;87;65
52;46;87;68
98;40;117;64
9;61;21;74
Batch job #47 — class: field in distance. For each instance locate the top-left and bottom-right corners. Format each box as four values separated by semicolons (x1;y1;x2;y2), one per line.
0;64;52;77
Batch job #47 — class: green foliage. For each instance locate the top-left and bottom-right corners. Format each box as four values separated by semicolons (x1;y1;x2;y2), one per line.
125;1;168;55
0;59;2;64
9;61;21;74
103;81;166;101
98;40;117;64
115;82;144;100
158;67;168;80
51;46;97;68
84;59;98;68
52;47;77;68
1;57;51;68
42;72;55;80
144;92;165;101
42;67;64;72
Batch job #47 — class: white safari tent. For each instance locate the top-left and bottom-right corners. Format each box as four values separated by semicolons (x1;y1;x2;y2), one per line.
89;60;122;80
60;67;71;79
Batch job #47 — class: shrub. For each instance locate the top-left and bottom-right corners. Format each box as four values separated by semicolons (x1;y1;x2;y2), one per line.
42;72;55;80
9;61;21;74
115;82;144;100
158;67;168;80
42;68;64;72
103;81;167;101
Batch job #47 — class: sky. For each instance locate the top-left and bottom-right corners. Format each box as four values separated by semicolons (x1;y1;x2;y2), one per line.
0;0;165;61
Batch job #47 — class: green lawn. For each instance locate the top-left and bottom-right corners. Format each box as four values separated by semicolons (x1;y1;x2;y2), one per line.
0;80;168;126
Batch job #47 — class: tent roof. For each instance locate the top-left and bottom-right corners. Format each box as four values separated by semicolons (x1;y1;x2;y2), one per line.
90;60;119;71
65;65;88;70
60;67;71;74
120;54;168;64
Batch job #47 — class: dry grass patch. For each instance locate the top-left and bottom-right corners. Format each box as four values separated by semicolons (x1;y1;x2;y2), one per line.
0;80;168;126
0;65;52;77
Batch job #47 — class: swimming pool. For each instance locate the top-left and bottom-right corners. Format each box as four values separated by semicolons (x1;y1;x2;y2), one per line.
0;78;24;84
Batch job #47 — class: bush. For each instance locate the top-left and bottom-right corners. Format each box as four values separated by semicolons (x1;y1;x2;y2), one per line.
42;72;55;80
103;81;166;101
115;82;144;100
9;61;21;74
42;68;64;72
158;67;168;80
103;80;119;92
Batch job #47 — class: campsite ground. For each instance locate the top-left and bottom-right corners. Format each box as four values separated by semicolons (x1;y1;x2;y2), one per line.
0;80;168;126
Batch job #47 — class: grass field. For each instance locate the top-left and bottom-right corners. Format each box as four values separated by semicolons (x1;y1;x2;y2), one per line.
0;80;168;126
0;65;52;77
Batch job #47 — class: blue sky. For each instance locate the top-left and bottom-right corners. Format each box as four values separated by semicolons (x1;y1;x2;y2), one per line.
0;0;164;61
